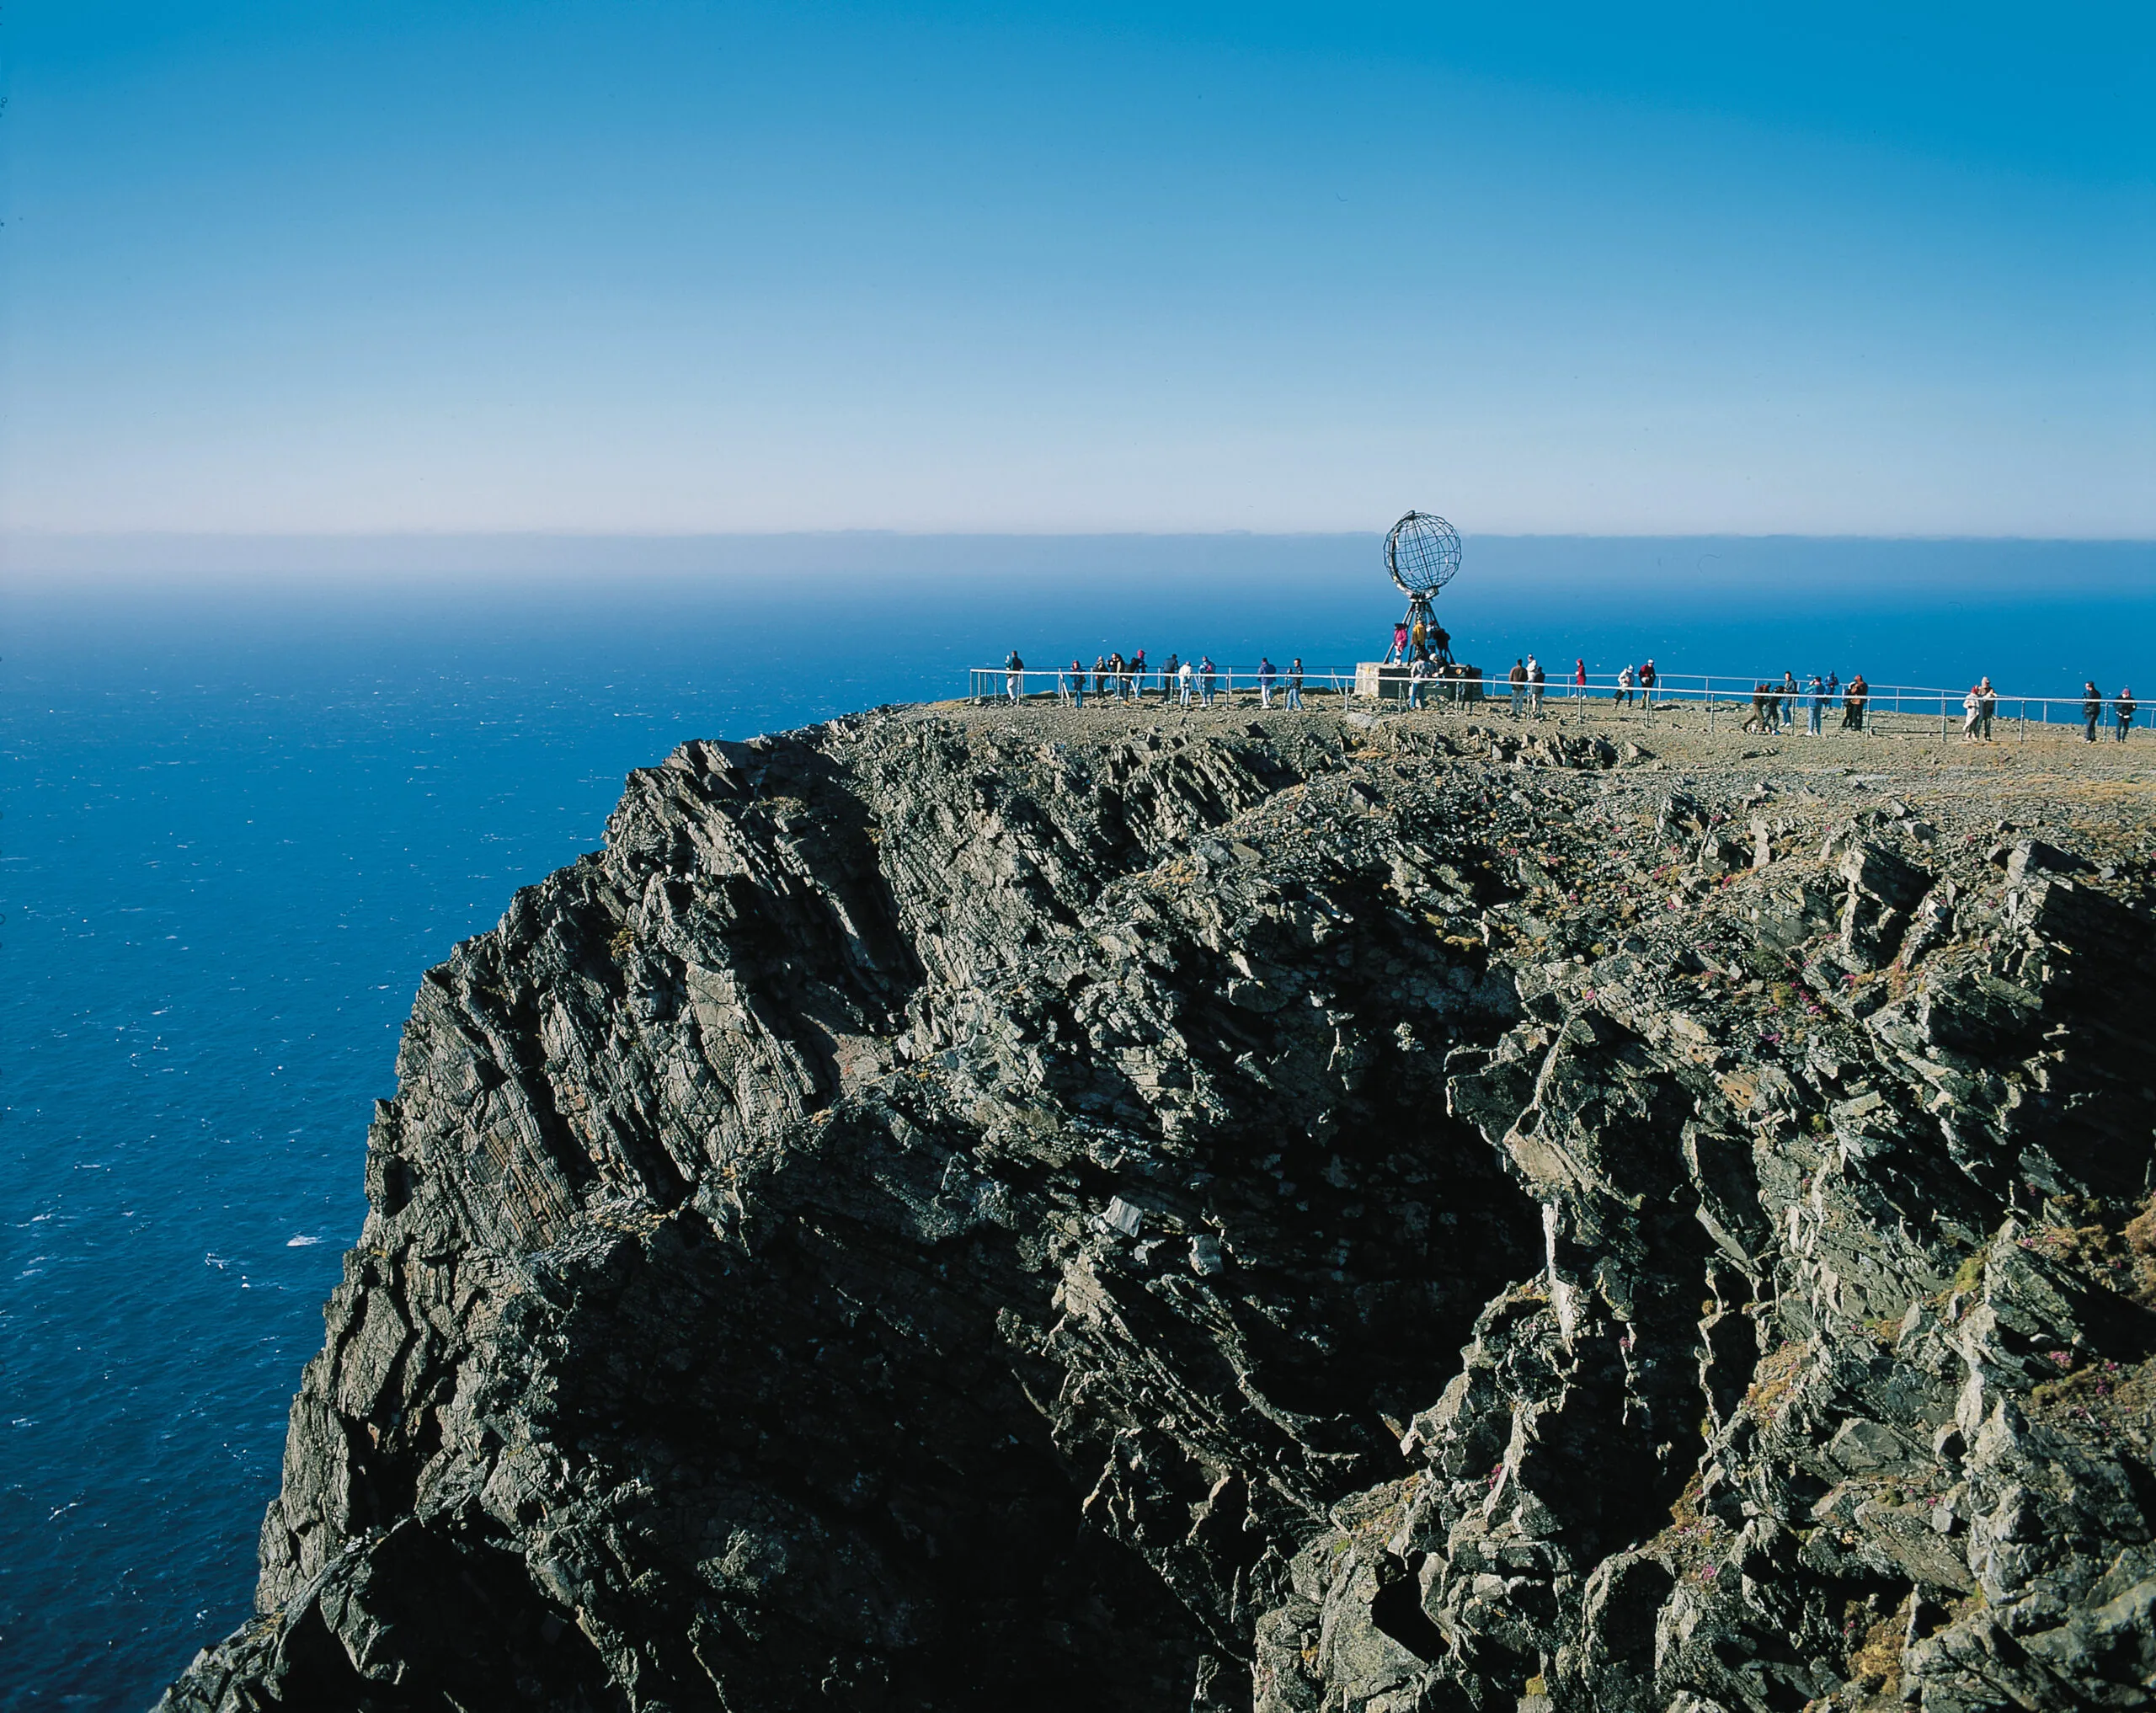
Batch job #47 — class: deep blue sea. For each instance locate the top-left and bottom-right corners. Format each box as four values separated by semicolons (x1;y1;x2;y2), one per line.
3;534;2152;1708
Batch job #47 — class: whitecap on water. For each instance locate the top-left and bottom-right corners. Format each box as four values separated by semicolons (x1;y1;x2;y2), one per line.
286;1235;324;1247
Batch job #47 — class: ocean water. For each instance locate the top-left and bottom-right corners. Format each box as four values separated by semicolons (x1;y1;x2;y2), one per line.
3;535;2151;1708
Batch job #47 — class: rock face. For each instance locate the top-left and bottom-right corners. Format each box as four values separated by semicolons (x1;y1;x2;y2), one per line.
159;707;2156;1713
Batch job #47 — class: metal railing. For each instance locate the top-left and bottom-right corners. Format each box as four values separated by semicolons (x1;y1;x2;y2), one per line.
965;666;2147;742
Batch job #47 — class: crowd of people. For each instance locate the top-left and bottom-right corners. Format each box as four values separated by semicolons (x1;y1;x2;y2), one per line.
996;647;2143;744
1002;650;1311;710
1733;671;1870;735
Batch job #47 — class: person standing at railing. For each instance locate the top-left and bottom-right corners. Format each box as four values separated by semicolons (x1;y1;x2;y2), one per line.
2084;681;2104;741
1615;663;1636;705
1129;648;1148;702
1528;654;1545;716
1507;659;1527;717
1258;656;1277;708
1093;654;1107;698
1573;659;1586;700
1161;653;1179;703
1640;659;1657;706
1409;654;1432;709
1961;685;1983;743
1177;658;1195;707
1806;673;1826;736
2117;688;2137;743
1385;621;1408;665
1005;649;1025;703
1198;655;1217;707
1844;675;1868;731
1287;658;1304;710
1977;676;1998;741
1067;659;1086;707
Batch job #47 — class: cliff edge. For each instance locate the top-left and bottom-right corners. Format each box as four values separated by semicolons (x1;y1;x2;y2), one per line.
159;703;2156;1712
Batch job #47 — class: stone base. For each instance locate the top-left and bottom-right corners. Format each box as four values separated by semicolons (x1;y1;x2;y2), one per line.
1354;661;1485;702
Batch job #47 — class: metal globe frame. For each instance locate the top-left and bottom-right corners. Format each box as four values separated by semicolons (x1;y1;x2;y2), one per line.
1383;511;1460;664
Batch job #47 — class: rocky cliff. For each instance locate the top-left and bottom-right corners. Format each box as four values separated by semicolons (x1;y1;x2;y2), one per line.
160;703;2156;1713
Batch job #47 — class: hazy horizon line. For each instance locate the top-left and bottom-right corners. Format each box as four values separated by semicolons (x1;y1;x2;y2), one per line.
12;526;2156;545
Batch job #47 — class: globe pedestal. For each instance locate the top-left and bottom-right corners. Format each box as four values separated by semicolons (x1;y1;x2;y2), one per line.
1355;662;1484;703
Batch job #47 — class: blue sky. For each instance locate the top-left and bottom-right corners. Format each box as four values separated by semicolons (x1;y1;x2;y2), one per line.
3;1;2151;536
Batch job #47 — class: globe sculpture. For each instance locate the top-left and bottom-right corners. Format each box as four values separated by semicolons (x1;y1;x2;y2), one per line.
1385;510;1461;598
1384;510;1460;665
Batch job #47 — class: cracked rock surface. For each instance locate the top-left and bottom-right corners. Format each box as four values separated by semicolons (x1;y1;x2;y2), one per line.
157;703;2156;1712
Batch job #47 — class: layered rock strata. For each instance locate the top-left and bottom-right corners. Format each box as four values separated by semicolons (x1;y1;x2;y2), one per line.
160;707;2156;1712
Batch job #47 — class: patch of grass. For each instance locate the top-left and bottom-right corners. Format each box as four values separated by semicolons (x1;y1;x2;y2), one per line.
1845;1600;1907;1700
609;925;638;963
1743;1338;1812;1422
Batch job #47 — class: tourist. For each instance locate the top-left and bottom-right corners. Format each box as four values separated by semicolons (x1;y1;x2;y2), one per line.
1528;654;1545;716
1129;648;1148;702
1286;658;1304;710
1843;675;1869;731
1806;673;1826;736
1067;659;1085;707
1258;656;1277;708
1573;658;1586;700
2084;681;2104;742
1004;649;1024;703
1977;676;1998;742
1386;621;1408;665
1199;655;1217;707
1177;658;1195;707
1093;654;1108;698
2117;687;2137;743
1161;653;1179;703
1640;659;1657;707
1410;617;1428;660
1508;659;1528;717
1616;663;1636;705
1409;654;1433;709
1961;685;1983;743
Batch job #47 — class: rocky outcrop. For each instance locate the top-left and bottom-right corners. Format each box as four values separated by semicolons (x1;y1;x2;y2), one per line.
158;707;2156;1712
